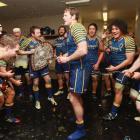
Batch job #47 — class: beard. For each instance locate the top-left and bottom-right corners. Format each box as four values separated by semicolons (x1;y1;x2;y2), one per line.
59;33;65;37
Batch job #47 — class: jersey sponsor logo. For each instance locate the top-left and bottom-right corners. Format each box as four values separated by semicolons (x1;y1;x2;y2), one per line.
109;43;124;52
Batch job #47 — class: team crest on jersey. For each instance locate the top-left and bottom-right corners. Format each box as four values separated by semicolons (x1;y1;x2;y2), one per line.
55;43;63;48
88;44;98;49
108;40;124;52
118;43;124;51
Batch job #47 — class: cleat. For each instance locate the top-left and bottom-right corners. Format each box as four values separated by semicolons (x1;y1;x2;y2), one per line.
35;101;41;110
6;117;21;124
67;129;86;140
67;94;70;100
103;112;118;121
134;116;140;122
103;91;112;98
54;90;64;96
48;97;57;106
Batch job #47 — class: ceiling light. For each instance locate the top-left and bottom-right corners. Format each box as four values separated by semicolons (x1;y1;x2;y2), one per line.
0;1;7;7
136;14;139;21
103;25;107;30
66;0;90;5
103;12;108;21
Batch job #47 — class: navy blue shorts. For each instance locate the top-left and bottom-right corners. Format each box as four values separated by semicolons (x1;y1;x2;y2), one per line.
55;61;69;74
69;66;90;95
29;66;49;79
15;67;29;76
113;71;131;86
131;80;140;93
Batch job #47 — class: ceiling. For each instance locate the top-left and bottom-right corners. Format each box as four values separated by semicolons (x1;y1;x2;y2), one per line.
0;0;140;22
0;0;65;20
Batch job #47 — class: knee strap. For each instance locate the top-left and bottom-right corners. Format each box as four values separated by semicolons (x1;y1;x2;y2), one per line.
130;88;139;99
92;75;99;79
25;72;29;77
115;82;125;91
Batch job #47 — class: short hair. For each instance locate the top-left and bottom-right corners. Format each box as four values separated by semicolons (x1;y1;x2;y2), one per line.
30;26;40;35
0;34;18;48
64;7;79;21
58;25;67;33
88;23;98;31
13;27;21;33
108;19;128;34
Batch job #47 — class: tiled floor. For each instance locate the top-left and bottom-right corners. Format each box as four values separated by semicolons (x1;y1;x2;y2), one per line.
0;80;140;140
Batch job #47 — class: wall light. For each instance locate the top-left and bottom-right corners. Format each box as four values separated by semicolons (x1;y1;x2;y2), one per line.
0;1;7;7
66;0;90;5
103;12;108;22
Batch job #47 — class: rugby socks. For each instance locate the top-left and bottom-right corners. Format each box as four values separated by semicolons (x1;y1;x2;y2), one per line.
111;104;119;116
5;106;21;123
27;84;32;95
17;85;24;97
46;88;53;98
76;120;85;130
59;88;64;91
27;84;33;100
5;106;12;118
34;91;39;101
